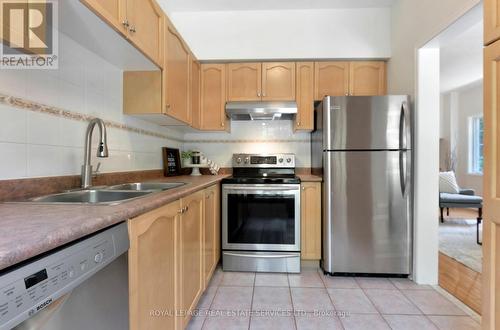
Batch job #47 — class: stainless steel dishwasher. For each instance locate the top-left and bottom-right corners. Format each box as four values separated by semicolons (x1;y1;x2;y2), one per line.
0;222;129;330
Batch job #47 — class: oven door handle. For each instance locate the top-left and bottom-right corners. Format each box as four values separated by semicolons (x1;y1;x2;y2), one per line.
223;252;299;259
223;185;300;191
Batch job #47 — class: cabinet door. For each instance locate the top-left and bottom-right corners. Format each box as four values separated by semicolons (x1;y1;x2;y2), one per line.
128;201;181;330
483;40;500;330
200;64;227;130
203;185;220;287
262;62;296;101
295;62;314;131
191;59;201;129
226;63;262;101
81;0;127;35
125;0;164;66
485;0;500;45
301;182;321;260
349;61;386;96
179;191;204;328
164;24;191;124
314;62;349;100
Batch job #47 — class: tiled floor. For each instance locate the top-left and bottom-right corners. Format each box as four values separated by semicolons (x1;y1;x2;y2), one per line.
187;267;480;330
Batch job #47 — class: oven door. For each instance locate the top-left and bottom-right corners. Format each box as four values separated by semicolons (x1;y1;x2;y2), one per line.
222;184;300;252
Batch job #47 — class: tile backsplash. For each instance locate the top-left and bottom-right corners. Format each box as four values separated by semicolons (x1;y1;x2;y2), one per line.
0;33;311;180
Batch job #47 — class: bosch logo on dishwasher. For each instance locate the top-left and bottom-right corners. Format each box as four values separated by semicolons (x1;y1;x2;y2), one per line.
35;298;52;312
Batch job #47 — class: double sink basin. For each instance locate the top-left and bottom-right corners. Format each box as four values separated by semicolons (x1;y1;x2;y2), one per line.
26;182;186;205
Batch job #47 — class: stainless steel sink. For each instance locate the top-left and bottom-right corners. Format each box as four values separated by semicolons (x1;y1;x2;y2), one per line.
28;189;153;205
105;182;186;191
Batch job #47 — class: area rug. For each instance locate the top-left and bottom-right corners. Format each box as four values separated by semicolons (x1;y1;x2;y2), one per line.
439;218;482;273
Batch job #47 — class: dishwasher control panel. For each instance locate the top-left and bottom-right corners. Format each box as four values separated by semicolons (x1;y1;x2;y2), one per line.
0;222;129;330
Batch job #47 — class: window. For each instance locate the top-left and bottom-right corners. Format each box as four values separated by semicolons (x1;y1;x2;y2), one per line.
469;116;484;174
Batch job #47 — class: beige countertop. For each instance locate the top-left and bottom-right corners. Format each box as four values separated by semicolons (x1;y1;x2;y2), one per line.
0;175;228;271
298;174;323;182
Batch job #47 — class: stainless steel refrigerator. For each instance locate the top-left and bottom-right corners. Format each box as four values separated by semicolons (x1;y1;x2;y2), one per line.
312;96;412;275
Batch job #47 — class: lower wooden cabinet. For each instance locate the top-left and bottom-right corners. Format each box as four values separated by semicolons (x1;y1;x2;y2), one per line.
300;182;322;260
203;184;220;288
128;200;180;330
128;185;219;330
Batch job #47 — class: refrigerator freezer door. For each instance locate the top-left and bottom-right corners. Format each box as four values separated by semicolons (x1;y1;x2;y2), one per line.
323;96;411;151
322;150;411;275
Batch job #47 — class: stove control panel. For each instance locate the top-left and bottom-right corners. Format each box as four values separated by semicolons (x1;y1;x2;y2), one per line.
233;153;295;168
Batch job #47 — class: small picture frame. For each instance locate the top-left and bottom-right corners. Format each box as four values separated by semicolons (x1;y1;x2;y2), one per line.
162;147;181;176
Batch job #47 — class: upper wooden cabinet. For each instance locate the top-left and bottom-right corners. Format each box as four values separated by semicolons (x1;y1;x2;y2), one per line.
295;62;315;131
349;61;386;96
82;0;163;66
200;64;228;131
262;62;296;101
314;62;350;100
191;59;201;129
164;23;191;124
314;61;386;100
128;200;180;330
226;63;262;101
227;62;296;101
300;182;322;260
485;0;500;45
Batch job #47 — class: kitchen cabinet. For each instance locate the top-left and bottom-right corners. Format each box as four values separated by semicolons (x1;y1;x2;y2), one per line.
295;62;315;131
178;191;204;329
485;0;500;45
262;62;296;101
300;182;321;260
164;23;191;124
200;64;228;131
227;62;296;101
81;0;163;66
314;61;350;100
349;61;386;96
203;185;221;288
128;200;180;330
191;59;201;129
226;62;262;101
314;61;386;100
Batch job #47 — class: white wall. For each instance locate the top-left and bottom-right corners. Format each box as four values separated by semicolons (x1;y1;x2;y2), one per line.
441;82;483;195
169;8;391;60
183;121;311;168
0;33;182;180
388;0;481;284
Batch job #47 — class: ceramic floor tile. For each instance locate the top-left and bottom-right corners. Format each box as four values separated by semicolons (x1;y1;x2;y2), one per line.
186;314;206;330
340;313;391;330
208;268;223;287
249;315;296;330
210;286;253;311
202;312;250;330
355;277;396;289
389;278;432;290
295;313;344;330
321;275;360;289
327;288;378;314
402;290;467;315
364;289;421;315
252;287;292;311
255;273;289;287
288;270;324;288
196;286;218;310
383;314;438;330
290;287;334;312
221;271;256;287
427;315;481;330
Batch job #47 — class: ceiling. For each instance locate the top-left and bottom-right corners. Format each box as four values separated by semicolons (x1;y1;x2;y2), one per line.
440;22;483;93
159;0;395;13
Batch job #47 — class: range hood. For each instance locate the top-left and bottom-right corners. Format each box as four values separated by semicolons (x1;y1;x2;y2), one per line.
225;101;297;121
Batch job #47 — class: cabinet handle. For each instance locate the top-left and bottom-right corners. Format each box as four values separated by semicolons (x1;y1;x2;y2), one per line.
257;92;261;97
302;186;305;191
184;206;189;212
166;104;171;112
178;208;183;214
122;20;129;27
297;121;300;127
129;25;136;33
221;121;225;127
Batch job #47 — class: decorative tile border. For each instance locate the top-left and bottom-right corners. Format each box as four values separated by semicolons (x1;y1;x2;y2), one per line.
183;138;310;144
0;92;184;143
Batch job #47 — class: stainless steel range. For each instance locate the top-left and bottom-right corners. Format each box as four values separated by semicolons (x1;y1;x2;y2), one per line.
221;153;301;273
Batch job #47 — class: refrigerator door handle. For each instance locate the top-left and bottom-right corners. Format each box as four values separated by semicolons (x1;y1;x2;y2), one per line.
399;150;409;196
399;101;410;150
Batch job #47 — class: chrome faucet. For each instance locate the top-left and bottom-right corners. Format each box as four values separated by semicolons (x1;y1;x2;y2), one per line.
81;118;109;188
